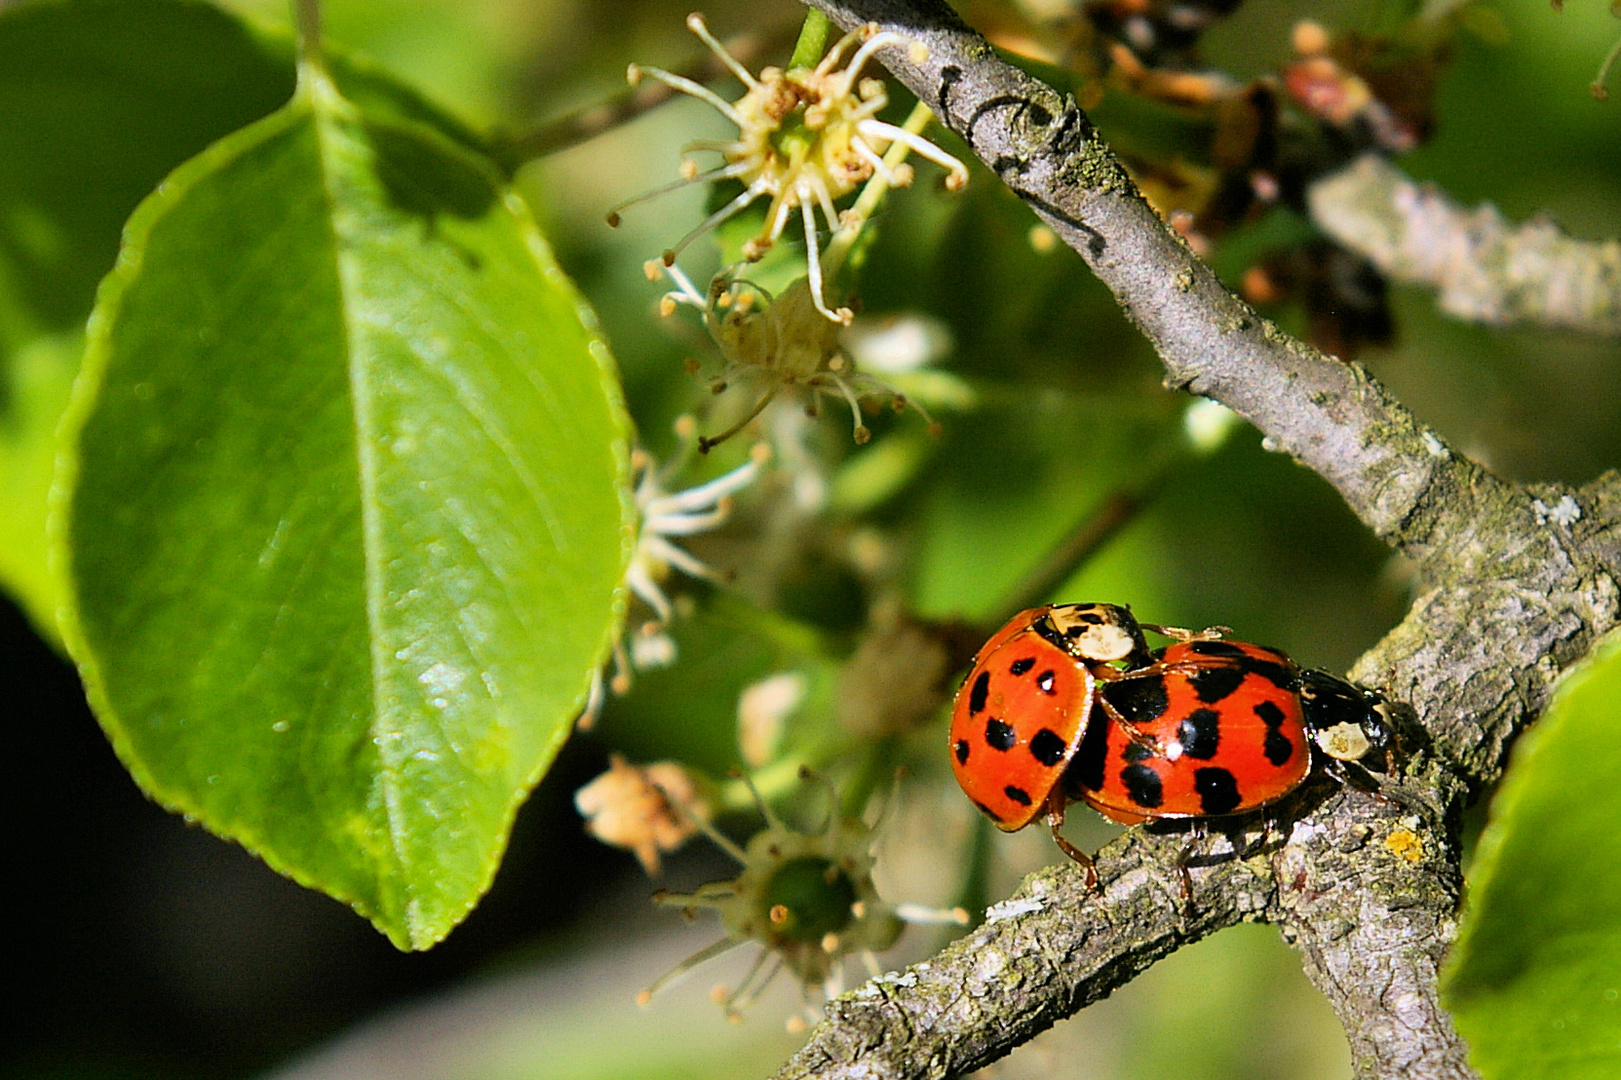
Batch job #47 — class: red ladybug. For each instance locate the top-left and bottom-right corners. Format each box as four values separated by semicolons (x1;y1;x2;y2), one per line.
949;610;1394;886
1070;639;1314;825
948;603;1202;881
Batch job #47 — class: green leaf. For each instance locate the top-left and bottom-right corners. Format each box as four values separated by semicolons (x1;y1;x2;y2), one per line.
57;64;632;950
0;0;494;633
1443;627;1621;1079
0;0;291;629
0;332;78;640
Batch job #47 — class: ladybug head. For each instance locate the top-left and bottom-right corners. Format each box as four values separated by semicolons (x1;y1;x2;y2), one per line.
1040;603;1151;665
1298;669;1396;765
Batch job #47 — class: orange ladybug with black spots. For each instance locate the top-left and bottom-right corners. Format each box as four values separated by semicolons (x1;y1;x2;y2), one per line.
947;603;1155;883
949;609;1396;887
1067;639;1312;825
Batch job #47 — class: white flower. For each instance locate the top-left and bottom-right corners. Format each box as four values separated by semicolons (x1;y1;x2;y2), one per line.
626;424;770;624
606;13;966;324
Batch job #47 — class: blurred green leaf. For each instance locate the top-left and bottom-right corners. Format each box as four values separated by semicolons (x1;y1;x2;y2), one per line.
911;396;1182;622
598;593;838;776
58;64;631;949
0;0;293;352
1443;627;1621;1079
0;331;78;640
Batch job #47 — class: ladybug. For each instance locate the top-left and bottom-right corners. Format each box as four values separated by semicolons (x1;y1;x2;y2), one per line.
950;611;1396;886
1068;639;1315;825
947;603;1179;880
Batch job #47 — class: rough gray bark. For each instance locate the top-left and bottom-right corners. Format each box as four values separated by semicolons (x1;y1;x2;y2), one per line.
769;3;1621;1079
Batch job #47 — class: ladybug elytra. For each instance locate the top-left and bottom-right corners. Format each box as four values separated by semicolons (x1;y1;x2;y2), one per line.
948;605;1396;886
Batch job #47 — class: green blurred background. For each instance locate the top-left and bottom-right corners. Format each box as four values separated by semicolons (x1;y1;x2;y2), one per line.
4;0;1619;1077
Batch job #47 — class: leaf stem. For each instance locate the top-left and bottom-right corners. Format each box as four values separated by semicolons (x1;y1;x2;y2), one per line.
988;446;1194;629
494;18;801;164
1592;31;1621;101
292;0;325;72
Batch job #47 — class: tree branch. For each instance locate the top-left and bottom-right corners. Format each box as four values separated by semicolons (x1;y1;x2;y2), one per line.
1310;154;1621;337
802;1;1514;562
765;3;1621;1079
777;775;1470;1080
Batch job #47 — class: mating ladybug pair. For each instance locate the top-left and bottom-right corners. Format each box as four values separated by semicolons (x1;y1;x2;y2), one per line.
948;603;1395;885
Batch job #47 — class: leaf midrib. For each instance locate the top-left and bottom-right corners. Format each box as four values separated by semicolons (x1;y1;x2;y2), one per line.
303;62;419;943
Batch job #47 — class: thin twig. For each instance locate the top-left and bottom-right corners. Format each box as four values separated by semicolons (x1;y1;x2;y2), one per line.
991;489;1147;627
1310;154;1621;336
497;19;800;163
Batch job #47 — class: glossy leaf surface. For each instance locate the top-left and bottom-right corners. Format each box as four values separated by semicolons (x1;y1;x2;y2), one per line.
60;65;630;949
1444;628;1621;1079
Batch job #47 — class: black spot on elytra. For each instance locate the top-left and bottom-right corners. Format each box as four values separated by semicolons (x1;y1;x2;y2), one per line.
1178;709;1221;759
1264;729;1295;766
985;718;1016;751
1188;640;1248;658
1243;657;1297;690
1122;763;1163;808
1069;705;1109;790
973;799;1003;823
1190;665;1246;704
1122;740;1156;764
1004;785;1033;807
1029;728;1066;767
1037;670;1057;695
1254;699;1286;728
1195;767;1241;814
955;739;970;765
968;670;990;715
1104;675;1169;722
1010;656;1035;676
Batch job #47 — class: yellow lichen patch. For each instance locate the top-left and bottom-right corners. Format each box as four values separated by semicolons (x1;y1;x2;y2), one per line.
1384;827;1424;863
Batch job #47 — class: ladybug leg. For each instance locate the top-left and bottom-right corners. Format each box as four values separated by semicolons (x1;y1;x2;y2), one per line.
1098;697;1163;754
1139;622;1231;644
1245;808;1275;859
1323;758;1402;809
1083;670;1165;753
1045;797;1098;890
1173;820;1206;911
